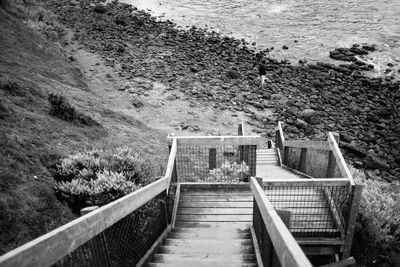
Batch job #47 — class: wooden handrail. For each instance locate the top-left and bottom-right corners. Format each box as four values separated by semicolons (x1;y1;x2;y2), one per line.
283;140;331;150
0;176;169;267
166;137;177;191
327;132;355;185
277;121;285;143
250;177;312;267
262;178;351;187
168;135;260;146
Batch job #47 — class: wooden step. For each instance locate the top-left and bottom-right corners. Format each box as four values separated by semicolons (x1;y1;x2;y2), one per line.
178;208;252;215
147;261;257;267
176;214;253;222
179;195;253;202
181;191;252;196
158;242;254;254
179;201;253;208
164;238;253;246
151;253;256;264
296;237;345;246
168;231;251;239
174;221;251;230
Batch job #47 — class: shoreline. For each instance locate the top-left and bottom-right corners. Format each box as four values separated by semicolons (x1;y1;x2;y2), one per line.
123;0;400;81
46;0;399;182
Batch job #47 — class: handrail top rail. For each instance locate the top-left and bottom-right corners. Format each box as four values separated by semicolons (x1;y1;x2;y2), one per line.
250;177;312;267
168;135;261;146
283;140;331;150
260;177;351;187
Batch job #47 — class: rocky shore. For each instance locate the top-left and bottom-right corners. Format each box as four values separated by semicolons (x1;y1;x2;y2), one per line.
45;0;400;182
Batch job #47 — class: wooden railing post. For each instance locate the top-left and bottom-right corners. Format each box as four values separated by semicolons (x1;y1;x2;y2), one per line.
209;148;217;170
326;132;339;178
299;148;307;173
283;146;289;166
80;207;111;267
342;185;363;259
238;122;245;164
168;139;178;183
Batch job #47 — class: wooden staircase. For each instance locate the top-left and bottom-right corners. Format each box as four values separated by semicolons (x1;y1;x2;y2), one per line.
256;149;300;179
147;186;257;267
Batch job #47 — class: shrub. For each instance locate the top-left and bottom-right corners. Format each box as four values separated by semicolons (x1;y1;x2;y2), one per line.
54;147;159;212
56;171;140;207
0;80;25;96
208;161;249;182
48;93;100;126
351;167;400;265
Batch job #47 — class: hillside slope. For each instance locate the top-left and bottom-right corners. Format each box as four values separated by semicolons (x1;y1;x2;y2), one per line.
0;2;250;254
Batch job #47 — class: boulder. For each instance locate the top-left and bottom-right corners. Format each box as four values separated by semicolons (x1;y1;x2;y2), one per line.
364;152;390;170
226;70;239;79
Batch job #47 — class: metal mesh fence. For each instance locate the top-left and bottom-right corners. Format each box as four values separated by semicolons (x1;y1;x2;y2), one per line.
284;147;336;178
52;190;169;267
175;144;256;183
263;185;353;238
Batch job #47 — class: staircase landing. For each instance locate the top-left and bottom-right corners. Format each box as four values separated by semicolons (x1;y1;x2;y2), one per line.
256;149;300;179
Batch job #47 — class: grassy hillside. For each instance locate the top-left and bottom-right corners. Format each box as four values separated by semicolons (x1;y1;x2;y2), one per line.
0;1;167;254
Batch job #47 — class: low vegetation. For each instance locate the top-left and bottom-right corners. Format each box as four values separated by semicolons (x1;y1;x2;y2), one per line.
208;161;249;182
48;94;100;126
54;147;162;212
351;167;400;265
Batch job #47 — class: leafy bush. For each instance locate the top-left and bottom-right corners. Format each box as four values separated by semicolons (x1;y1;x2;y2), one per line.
351;167;400;265
54;147;159;212
208;161;249;182
48;93;100;126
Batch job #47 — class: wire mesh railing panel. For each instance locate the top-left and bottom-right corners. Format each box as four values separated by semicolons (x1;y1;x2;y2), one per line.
175;144;256;183
52;191;168;267
285;147;302;170
52;242;93;267
264;185;352;238
304;149;330;177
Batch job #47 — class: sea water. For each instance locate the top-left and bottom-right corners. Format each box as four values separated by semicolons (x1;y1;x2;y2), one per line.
124;0;400;78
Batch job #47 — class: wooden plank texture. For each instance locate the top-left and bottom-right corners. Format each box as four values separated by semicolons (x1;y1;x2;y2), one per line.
263;178;351;187
172;136;260;146
177;214;253;222
283;140;331;150
166;138;177;188
179;195;253;201
178;208;252;215
179;201;253;208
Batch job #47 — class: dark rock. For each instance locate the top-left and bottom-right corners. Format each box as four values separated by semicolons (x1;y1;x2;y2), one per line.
226;70;239;79
344;141;367;157
115;17;127;26
361;45;376;52
189;124;201;132
364;152;390;170
262;92;272;100
93;5;107;13
132;97;144;108
282;45;288;50
286;125;299;134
